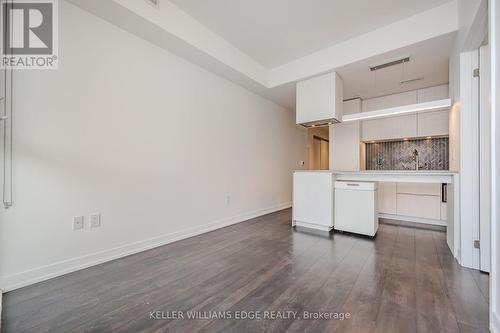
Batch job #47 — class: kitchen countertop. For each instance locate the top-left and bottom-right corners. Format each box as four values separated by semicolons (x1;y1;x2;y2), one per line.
294;170;458;174
293;169;458;183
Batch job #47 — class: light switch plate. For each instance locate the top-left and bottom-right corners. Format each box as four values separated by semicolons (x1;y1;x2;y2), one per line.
73;216;84;230
90;214;101;228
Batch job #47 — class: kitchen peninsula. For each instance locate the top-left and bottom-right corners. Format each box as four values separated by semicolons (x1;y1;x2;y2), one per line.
292;170;459;259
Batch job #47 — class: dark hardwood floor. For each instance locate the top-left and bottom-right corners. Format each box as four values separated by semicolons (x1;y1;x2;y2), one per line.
2;209;490;332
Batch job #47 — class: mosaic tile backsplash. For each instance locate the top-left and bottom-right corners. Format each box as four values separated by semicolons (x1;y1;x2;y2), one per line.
365;137;449;170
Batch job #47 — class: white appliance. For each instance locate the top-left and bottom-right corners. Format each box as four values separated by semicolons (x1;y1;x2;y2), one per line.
334;181;378;237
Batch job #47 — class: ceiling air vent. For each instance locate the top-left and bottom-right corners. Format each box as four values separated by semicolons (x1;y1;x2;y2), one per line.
145;0;160;9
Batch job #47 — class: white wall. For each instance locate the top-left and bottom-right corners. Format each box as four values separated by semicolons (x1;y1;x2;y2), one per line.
490;0;500;330
0;1;307;291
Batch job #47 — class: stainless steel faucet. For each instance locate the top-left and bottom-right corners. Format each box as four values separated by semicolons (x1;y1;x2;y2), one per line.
413;149;419;171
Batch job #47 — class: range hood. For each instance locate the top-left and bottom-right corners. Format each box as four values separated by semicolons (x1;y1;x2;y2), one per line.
296;72;343;127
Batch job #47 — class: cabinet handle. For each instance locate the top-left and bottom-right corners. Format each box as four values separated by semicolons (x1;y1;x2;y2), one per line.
442;184;447;203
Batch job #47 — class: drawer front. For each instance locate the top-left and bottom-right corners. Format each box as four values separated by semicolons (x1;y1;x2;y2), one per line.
397;182;441;196
396;194;441;220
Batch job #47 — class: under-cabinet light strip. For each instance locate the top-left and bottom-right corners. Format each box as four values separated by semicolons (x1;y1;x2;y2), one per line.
342;98;451;122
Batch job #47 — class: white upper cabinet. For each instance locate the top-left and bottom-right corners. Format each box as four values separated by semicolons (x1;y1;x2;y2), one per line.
361;84;449;141
416;84;449;137
417;84;449;102
362;114;417;141
417;110;449;137
362;90;417;112
296;72;343;126
343;98;361;115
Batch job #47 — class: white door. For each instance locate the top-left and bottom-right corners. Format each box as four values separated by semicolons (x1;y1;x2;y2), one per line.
312;136;329;170
490;0;500;327
460;49;481;269
0;0;13;209
479;45;491;273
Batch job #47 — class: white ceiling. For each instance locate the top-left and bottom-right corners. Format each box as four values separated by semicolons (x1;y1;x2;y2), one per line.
169;0;454;67
263;32;456;110
338;32;455;100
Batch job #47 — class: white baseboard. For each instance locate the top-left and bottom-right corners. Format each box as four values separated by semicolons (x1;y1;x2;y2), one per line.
0;202;291;292
378;213;446;226
492;311;500;333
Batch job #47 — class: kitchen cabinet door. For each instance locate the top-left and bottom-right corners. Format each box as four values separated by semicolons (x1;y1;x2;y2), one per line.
378;182;397;215
362;90;417;112
296;72;343;124
417;110;449;137
441;202;447;220
362;114;417;141
343;98;361;115
293;172;334;228
417;84;449;103
396;194;441;220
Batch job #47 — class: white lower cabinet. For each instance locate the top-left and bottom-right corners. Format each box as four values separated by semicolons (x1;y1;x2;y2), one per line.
377;182;397;214
441;202;447;221
378;182;445;224
293;172;334;231
396;193;441;220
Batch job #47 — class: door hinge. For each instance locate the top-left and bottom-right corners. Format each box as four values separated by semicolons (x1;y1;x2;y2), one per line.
473;68;480;77
474;240;480;249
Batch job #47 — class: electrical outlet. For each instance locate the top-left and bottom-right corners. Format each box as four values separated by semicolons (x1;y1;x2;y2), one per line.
226;195;231;205
90;214;101;228
72;216;84;230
